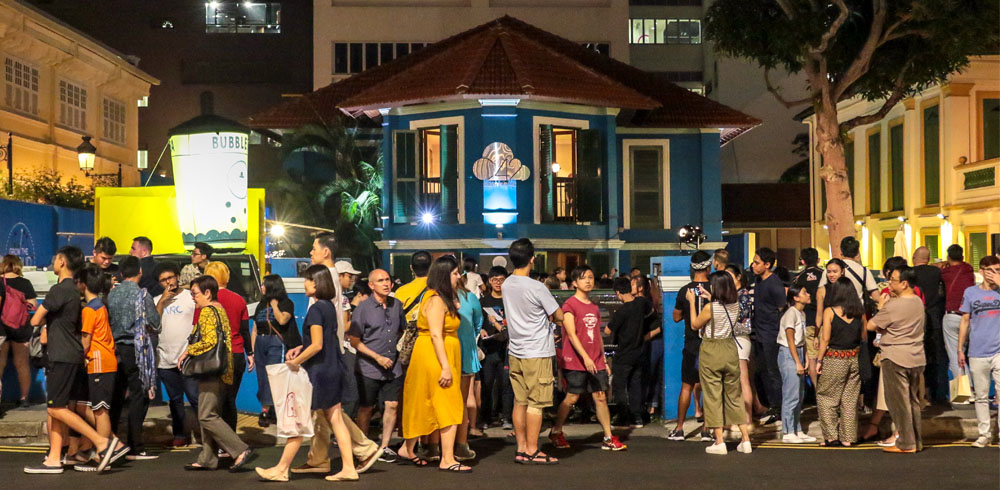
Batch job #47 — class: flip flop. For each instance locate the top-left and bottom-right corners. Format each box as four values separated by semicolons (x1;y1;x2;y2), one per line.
523;450;558;465
514;451;530;464
439;463;472;473
397;456;429;467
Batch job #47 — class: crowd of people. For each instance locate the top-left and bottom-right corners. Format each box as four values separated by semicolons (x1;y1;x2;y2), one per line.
0;231;997;478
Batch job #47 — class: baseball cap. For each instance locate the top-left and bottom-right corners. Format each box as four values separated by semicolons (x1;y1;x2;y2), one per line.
334;260;360;275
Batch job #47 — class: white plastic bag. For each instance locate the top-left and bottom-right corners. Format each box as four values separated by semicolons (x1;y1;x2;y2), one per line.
267;363;314;438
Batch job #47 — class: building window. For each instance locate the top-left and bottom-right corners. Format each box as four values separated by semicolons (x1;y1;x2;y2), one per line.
629;19;701;44
922;104;940;205
629;146;664;229
137;95;148;107
137;149;148;170
333;42;429;75
539;125;603;223
103;98;126;145
4;57;39;116
967;231;989;272
59;80;87;131
888;120;904;211
922;232;939;261
205;2;280;34
392;125;459;223
981;97;1000;160
867;129;880;214
666;19;701;44
882;231;895;265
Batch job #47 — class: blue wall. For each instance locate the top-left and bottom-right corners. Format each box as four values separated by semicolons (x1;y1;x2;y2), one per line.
0;198;94;268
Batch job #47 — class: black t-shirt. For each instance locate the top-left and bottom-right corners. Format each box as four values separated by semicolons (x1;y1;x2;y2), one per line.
253;297;301;347
479;294;507;355
913;265;944;311
794;266;824;326
675;281;710;351
137;256;163;297
609;296;652;365
751;273;785;340
2;275;37;301
43;278;83;364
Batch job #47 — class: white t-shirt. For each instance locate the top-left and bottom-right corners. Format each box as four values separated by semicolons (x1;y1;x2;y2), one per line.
501;274;560;359
818;258;878;300
464;272;484;299
777;307;806;347
155;289;196;368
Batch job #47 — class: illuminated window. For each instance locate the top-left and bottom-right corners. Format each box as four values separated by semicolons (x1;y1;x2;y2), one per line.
540;125;604;223
392;125;459;223
103;98;126;145
138;95;148;107
421;128;442;211
137;149;148;170
629;19;701;44
205;2;280;34
4;57;39;116
59;80;87;131
665;19;701;44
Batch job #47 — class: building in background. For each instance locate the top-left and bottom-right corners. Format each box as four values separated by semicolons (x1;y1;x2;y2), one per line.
805;56;1000;271
29;0;313;185
721;183;810;270
0;0;157;186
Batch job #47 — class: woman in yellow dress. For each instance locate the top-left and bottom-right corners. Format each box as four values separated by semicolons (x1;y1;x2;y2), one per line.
397;255;470;473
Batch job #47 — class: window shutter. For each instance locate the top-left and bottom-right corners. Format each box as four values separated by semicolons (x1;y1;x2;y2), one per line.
393;130;419;222
923;106;940;205
539;124;555;222
576;129;604;223
890;124;904;211
867;132;880;214
439;125;459;224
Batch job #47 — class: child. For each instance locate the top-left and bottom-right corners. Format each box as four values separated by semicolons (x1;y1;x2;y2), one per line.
548;265;626;451
72;265;119;470
777;284;817;444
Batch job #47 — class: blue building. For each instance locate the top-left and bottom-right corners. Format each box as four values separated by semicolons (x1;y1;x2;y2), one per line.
250;17;758;278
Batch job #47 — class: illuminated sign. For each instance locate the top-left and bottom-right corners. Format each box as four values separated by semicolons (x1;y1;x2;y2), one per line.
474;143;527;225
169;131;249;248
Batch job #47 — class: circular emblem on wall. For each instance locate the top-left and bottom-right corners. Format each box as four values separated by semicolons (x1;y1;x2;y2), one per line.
227;160;248;199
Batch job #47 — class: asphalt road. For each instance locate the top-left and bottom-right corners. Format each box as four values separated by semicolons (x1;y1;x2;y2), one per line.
2;434;997;489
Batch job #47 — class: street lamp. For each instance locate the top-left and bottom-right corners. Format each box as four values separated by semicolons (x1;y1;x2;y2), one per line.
2;132;12;195
77;135;122;187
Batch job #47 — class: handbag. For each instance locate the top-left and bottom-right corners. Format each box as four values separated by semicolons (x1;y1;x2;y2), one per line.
949;374;973;403
182;307;229;377
396;287;428;365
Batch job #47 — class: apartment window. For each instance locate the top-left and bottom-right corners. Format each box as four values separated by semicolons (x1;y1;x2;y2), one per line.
137;149;148;170
867;129;880;213
922;104;940;205
981;97;1000;160
205;2;280;33
922;232;939;261
392;125;459;223
539;125;603;223
59;80;87;131
629;19;701;44
629;146;664;229
333;42;428;75
4;57;39;116
889;120;904;211
103;98;126;145
666;19;701;44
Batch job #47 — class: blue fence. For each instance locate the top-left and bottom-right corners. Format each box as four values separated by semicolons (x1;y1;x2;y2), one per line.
0;198;93;268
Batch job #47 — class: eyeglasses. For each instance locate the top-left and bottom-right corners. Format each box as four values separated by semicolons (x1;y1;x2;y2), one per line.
489;277;505;283
159;275;176;284
191;251;204;256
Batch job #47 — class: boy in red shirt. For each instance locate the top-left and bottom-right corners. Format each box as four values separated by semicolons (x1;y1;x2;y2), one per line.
548;265;626;451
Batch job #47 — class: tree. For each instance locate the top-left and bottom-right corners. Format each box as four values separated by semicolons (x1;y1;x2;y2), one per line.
705;0;999;254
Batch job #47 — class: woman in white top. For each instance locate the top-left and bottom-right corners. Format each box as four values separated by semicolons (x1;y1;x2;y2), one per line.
687;271;751;455
462;257;484;299
777;284;817;443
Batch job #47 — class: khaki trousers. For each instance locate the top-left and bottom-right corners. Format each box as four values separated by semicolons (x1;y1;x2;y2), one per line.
306;409;379;466
699;338;747;428
881;359;924;451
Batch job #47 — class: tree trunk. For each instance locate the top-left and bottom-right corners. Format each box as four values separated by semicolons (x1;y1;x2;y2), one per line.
814;106;854;258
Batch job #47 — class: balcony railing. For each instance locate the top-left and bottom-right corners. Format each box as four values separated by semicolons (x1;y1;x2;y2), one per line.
954;158;999;204
554;177;577;221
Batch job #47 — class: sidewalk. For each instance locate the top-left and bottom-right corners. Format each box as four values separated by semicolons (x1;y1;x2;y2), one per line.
0;401;991;447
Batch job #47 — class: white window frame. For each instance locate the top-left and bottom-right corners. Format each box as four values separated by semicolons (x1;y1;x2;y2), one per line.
59;79;88;132
4;56;39;116
532;116;590;224
407;116;465;224
622;139;671;230
103;97;126;145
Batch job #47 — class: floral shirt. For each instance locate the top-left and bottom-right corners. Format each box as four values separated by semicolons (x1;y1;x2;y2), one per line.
188;305;234;384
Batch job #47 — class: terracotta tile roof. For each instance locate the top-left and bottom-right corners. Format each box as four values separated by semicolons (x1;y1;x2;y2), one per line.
247;16;759;130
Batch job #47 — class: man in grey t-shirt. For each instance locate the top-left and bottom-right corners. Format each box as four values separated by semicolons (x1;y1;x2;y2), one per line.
501;239;564;465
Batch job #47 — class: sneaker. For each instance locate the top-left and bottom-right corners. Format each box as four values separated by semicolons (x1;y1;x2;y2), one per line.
454;443;477;461
549;431;570;449
666;429;686;441
630;423;645;429
258;412;271;428
700;430;713;442
23;463;64;474
501;420;513;430
378;447;399;463
705;442;727;455
737;441;752;454
971;436;990;448
126;451;159;461
602;436;627;451
796;432;817;443
782;433;804;444
73;461;100;472
759;412;779;425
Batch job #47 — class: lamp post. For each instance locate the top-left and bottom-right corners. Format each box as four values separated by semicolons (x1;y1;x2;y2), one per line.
2;132;12;195
77;135;121;187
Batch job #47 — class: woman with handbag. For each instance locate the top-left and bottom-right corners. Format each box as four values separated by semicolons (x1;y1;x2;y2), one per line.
252;275;300;427
816;278;866;446
178;275;252;472
255;265;359;482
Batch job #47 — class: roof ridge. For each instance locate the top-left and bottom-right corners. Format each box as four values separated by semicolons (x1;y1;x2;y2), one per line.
495;27;535;95
454;29;502;95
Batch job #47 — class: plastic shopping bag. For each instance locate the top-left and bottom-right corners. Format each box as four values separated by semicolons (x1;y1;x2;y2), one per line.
267;363;314;438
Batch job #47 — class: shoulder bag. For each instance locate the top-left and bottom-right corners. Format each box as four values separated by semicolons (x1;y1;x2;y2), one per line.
395;287;428;365
182;306;230;377
846;266;879;318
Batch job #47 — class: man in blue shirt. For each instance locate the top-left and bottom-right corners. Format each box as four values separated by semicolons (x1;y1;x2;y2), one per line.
957;255;1000;448
751;247;785;425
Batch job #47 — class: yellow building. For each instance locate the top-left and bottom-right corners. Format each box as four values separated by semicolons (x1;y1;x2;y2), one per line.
806;56;1000;272
0;0;157;187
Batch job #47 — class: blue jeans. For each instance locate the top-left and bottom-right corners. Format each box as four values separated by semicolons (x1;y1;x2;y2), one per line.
158;367;199;439
254;334;286;407
778;345;805;434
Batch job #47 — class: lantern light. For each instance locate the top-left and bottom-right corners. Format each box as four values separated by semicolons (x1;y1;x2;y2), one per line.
77;136;96;172
551;162;561;174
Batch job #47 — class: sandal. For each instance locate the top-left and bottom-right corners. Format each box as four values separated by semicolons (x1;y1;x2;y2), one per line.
439;463;472;473
514;451;529;464
398;456;429;467
523;450;558;465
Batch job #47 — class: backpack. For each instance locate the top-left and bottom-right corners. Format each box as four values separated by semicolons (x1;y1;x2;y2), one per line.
1;277;30;330
845;266;878;318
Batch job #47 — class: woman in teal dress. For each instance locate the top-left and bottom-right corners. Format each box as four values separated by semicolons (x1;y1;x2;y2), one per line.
454;282;483;460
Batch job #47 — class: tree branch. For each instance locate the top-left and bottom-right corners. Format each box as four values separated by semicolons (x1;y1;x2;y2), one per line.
809;0;850;58
832;0;887;101
839;71;908;131
775;0;797;19
764;69;813;109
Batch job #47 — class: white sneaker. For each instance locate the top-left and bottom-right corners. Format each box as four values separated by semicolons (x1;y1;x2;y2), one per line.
782;433;804;444
971;436;990;448
737;441;752;454
796;432;817;443
705;442;727;455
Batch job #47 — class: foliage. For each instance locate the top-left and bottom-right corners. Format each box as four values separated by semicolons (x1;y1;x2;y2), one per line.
0;169;95;209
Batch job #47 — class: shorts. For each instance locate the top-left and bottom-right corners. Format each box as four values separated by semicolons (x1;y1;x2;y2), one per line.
87;372;114;410
3;323;32;343
357;374;403;406
804;326;819;360
681;349;700;385
564;370;610;395
735;335;751;361
46;362;84;408
509;355;554;410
